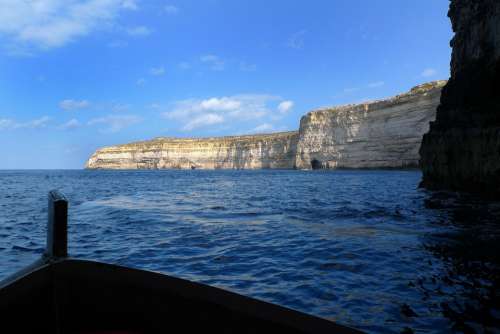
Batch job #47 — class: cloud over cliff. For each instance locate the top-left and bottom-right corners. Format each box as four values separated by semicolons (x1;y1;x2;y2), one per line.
162;94;293;132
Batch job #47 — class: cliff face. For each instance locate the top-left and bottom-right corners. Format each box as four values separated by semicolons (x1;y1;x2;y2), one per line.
85;132;299;170
295;81;446;169
419;0;500;196
86;82;444;170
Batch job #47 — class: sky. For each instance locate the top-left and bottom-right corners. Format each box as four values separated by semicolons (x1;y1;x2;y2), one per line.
0;0;453;169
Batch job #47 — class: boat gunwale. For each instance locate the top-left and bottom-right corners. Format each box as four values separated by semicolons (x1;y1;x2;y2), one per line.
0;190;363;334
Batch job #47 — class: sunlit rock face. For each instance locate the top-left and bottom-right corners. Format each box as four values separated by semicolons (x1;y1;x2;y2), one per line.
295;81;446;169
86;82;445;170
85;132;299;169
420;0;500;197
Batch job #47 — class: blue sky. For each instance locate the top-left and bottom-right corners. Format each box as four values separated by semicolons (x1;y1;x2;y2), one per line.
0;0;452;169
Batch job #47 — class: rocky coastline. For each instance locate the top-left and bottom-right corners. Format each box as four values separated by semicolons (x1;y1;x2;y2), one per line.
86;132;299;170
419;0;500;197
295;81;445;169
86;81;445;170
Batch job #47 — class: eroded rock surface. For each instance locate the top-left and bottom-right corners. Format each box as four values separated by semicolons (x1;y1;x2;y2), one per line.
419;0;500;196
86;82;445;170
295;81;446;169
86;132;299;169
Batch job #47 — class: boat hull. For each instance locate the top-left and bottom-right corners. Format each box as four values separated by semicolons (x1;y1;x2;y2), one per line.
0;258;361;333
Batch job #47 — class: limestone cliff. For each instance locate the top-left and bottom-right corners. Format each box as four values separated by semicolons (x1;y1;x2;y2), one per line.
86;81;444;170
85;132;299;170
419;0;500;197
295;81;446;169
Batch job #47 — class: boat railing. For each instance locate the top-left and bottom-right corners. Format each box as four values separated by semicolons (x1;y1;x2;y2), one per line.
45;190;68;259
0;190;68;288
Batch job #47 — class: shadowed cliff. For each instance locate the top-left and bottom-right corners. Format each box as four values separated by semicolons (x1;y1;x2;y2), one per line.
420;0;500;197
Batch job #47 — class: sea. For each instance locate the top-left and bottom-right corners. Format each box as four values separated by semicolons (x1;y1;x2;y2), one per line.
0;169;499;333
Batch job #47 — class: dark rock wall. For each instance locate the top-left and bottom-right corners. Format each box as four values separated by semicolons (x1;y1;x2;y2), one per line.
420;0;500;196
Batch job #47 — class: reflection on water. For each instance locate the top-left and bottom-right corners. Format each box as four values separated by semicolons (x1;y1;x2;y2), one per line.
0;170;499;333
421;193;500;333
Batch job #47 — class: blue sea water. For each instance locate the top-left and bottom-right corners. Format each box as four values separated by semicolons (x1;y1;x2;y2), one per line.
0;169;499;333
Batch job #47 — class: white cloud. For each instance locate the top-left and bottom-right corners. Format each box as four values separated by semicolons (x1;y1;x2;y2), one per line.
163;94;282;131
278;100;294;113
368;81;385;88
421;68;437;78
343;87;359;93
126;25;152;37
136;78;146;86
109;102;130;112
0;116;51;130
88;115;141;133
251;123;274;133
0;119;14;130
287;30;306;49
164;5;179;14
0;0;137;51
149;66;165;76
59;99;90;111
183;113;224;131
121;0;138;10
23;116;51;129
200;54;225;71
58;118;81;130
200;97;242;111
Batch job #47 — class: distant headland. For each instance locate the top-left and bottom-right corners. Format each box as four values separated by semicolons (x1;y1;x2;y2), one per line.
86;80;446;170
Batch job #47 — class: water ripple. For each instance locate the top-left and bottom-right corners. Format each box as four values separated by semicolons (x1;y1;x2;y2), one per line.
0;169;499;333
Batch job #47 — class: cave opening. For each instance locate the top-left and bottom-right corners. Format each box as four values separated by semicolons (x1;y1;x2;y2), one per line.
311;159;323;170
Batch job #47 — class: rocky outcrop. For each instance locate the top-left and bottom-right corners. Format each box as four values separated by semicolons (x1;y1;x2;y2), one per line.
295;81;446;169
86;82;445;170
85;132;299;170
419;0;500;197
